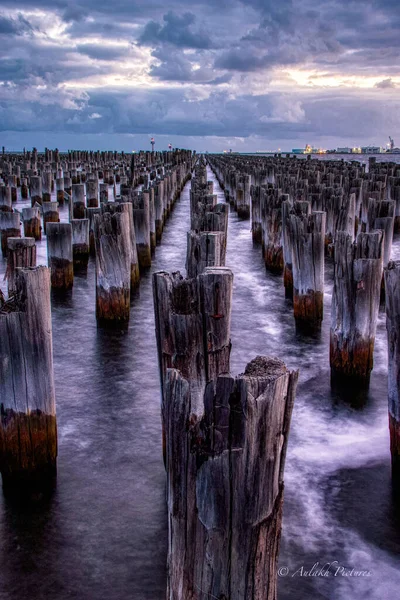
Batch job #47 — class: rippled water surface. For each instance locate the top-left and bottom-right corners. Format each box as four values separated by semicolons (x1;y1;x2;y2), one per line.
0;158;400;599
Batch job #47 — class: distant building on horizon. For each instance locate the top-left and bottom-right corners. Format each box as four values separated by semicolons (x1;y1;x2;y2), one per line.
361;146;383;154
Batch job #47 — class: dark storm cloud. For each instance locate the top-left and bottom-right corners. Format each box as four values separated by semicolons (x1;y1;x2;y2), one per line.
139;11;213;49
0;13;33;35
76;43;129;61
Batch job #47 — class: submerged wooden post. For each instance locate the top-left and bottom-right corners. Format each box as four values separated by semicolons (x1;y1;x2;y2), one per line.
72;184;86;219
71;219;90;269
0;266;57;494
30;176;42;206
43;201;59;231
46;223;74;290
94;211;131;326
6;237;37;296
133;194;151;269
385;262;400;480
165;356;298;600
56;177;64;205
118;202;140;289
0;212;20;258
42;171;52;202
0;186;12;212
22;207;41;241
186;231;224;278
289;211;325;333
330;230;383;384
153;267;233;406
86;180;99;208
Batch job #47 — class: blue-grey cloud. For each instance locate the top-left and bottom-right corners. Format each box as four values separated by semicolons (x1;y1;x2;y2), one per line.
139;11;213;49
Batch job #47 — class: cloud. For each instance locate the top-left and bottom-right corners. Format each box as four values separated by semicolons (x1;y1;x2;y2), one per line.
375;78;397;89
139;10;213;49
76;43;128;61
0;13;33;36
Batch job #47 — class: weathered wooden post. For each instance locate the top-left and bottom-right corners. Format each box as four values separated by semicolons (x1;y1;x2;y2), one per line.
186;231;224;278
367;199;394;270
153;267;233;406
99;183;108;204
46;223;74;290
87;207;101;257
21;178;29;200
86;179;99;208
72;183;86;219
6;237;37;296
42;171;52;202
56;177;64;205
164;355;298;600
30;176;42;206
289;211;325;333
71;219;90;269
133;194;151;269
0;186;12;212
330;230;383;384
118;202;140;289
385;261;400;480
263;192;284;273
22;207;41;241
94;211;131;326
43;201;59;231
0;212;20;258
0;266;57;494
251;185;262;242
154;179;164;241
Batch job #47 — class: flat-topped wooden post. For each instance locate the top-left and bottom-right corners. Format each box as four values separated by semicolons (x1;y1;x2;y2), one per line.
133;193;151;269
43;201;59;232
94;211;131;326
42;171;52;202
153;267;233;413
22;207;41;241
6;237;37;296
46;222;74;290
289;211;326;333
30;176;42;206
165;356;298;600
86;180;99;208
118;202;140;289
330;230;384;384
186;231;224;278
71;219;90;269
0;186;12;212
56;177;64;205
0;212;20;258
0;266;57;495
71;183;86;219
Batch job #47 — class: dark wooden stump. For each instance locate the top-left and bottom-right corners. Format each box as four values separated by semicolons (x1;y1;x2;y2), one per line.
46;222;74;290
330;230;383;383
0;266;57;495
165;356;298;600
94;212;131;326
71;219;90;269
0;212;21;258
22;207;41;241
6;237;36;296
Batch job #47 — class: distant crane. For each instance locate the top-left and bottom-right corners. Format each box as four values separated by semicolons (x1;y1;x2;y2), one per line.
389;136;395;151
151;137;155;152
168;143;172;151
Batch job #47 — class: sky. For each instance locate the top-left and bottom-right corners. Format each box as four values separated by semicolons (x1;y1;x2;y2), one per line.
0;0;399;152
